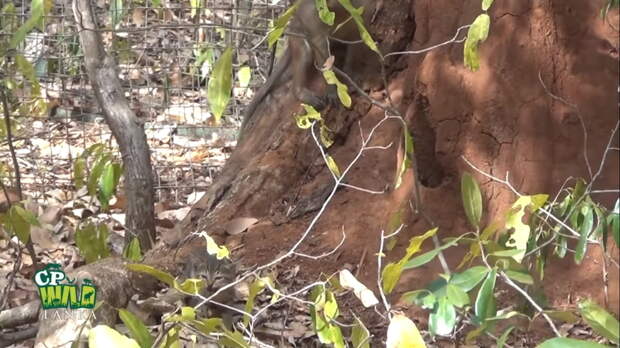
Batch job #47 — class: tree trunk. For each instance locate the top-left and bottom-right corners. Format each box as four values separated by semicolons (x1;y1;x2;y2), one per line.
72;0;156;250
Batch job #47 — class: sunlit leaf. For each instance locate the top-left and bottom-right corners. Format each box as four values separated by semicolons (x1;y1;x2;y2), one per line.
383;228;437;293
237;66;251;88
386;313;427;348
295;104;322;129
267;2;299;47
482;0;495;11
464;14;490;71
315;0;335;25
89;325;140;348
323;69;351;107
578;299;619;344
325;155;341;178
123;237;142;261
126;263;176;287
336;0;379;53
504;194;549;262
207;47;233;122
199;232;230;259
320;124;334;148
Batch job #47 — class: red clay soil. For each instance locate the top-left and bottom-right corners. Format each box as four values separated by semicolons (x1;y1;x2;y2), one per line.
185;0;619;341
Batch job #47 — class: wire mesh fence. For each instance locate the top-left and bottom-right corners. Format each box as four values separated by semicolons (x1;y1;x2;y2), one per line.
1;0;286;205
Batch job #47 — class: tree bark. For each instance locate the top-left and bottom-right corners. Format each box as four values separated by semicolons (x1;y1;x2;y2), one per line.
72;0;156;250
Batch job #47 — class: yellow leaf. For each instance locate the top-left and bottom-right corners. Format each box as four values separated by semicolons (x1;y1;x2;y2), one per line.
386;314;427;348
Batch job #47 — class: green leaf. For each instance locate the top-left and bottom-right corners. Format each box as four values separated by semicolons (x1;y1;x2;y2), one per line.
544;310;579;324
315;0;335;25
9;0;51;48
176;278;204;295
429;297;456;336
294;104;322;129
578;299;619;344
12;205;40;227
464;14;491;71
126;263;176;287
482;0;495;11
555;235;568;258
15;55;40;95
320;124;334;148
200;233;230;260
383;228;438;292
575;205;594;264
244;277;270;326
504;194;549;263
336;0;379;53
88;154;110;196
404;234;465;269
6;206;32;243
207;47;233;122
322;70;351;107
537;337;613;348
99;162;116;210
218;329;250;348
350;316;370;348
310;287;345;348
446;283;470;308
75;223;110;263
450;266;490;292
381;262;403;295
497;326;514;348
118;309;154;348
325;155;341;178
74;157;87;189
123;237;142;261
394;128;414;189
474;269;497;324
504;269;534;285
110;0;124;28
236;66;251;88
489;249;523;258
89;325;140;348
267;2;299;47
461;172;483;230
189;0;200;18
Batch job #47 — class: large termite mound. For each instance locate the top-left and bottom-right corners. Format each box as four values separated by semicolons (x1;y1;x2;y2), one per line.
180;0;619;325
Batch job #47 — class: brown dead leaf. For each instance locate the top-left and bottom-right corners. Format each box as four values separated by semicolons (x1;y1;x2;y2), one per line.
224;217;258;235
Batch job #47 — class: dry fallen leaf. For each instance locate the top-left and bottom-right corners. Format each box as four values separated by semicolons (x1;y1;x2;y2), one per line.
224;217;258;235
339;269;379;307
